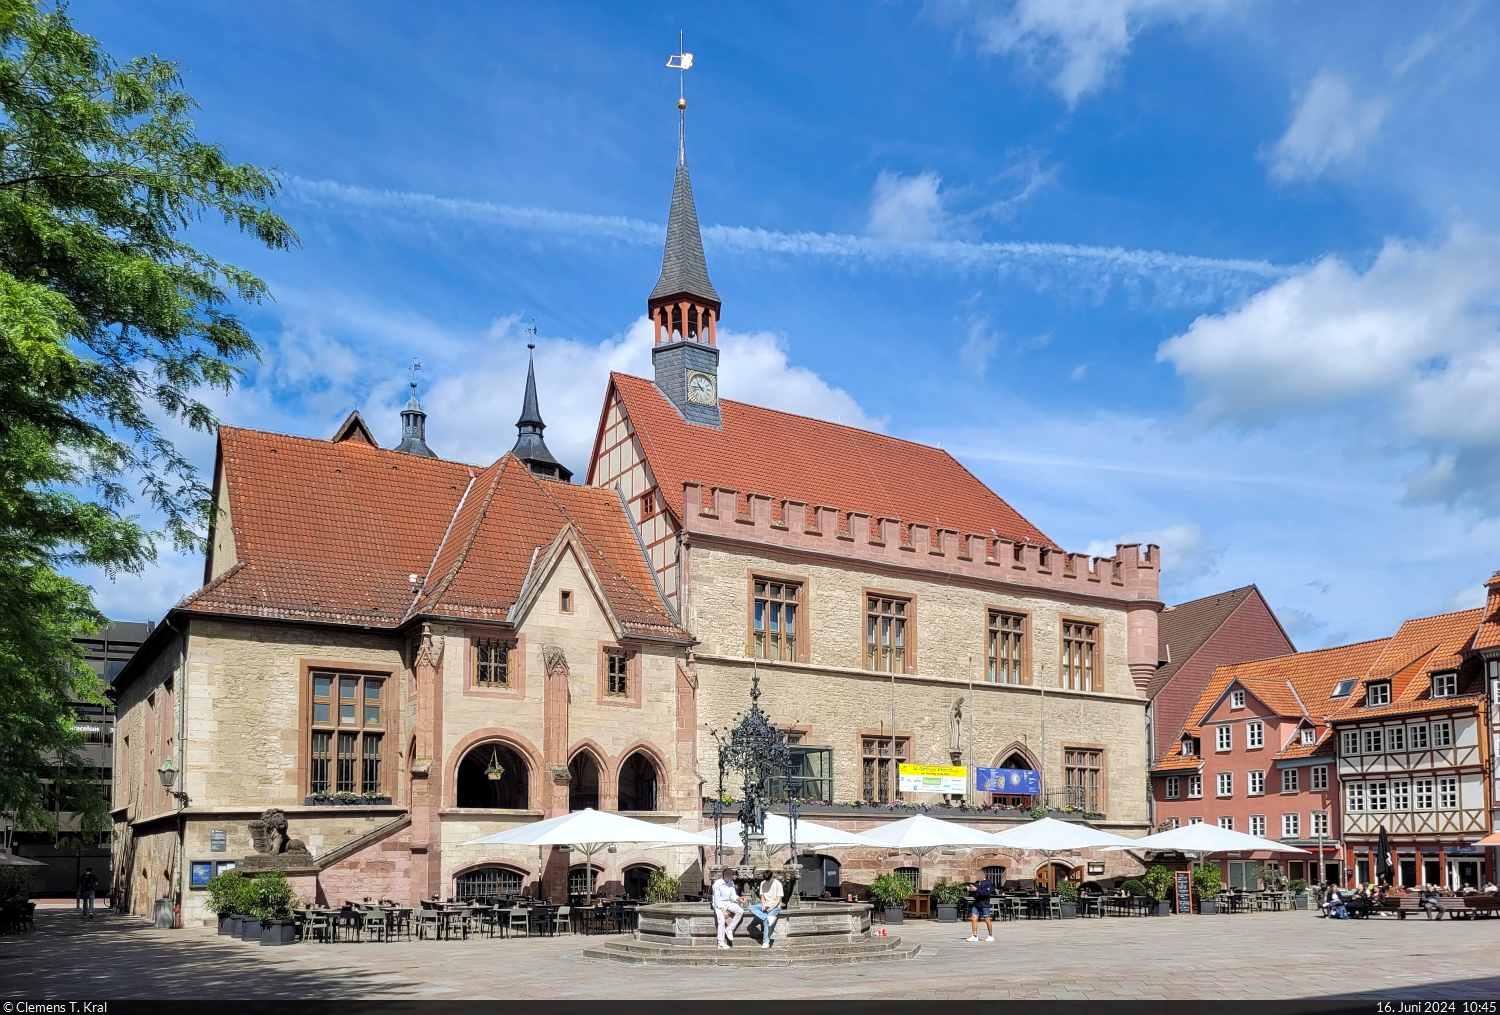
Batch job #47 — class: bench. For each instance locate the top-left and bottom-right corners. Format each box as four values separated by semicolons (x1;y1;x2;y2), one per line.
1391;894;1500;920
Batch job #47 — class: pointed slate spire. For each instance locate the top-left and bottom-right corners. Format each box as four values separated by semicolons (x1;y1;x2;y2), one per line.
649;162;720;310
510;345;572;482
394;364;437;458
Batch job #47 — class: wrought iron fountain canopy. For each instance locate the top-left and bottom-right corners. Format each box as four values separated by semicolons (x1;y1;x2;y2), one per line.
710;670;800;876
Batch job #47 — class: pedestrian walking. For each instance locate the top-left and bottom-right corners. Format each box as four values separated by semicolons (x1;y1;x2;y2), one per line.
79;867;99;918
965;875;995;942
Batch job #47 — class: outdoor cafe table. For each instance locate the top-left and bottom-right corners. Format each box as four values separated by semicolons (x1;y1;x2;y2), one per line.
1102;896;1151;916
1076;896;1103;918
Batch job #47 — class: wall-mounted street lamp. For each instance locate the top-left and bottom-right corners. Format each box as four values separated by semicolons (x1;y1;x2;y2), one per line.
157;757;189;805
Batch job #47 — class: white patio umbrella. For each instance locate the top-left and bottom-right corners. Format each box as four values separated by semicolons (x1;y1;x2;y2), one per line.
1103;822;1311;857
0;852;46;866
988;816;1140;861
856;814;997;890
459;808;708;903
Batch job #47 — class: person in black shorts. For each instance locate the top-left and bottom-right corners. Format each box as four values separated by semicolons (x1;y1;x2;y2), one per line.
965;875;995;941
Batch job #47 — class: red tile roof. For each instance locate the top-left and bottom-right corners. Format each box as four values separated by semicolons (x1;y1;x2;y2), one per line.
596;372;1052;547
1149;586;1261;698
1324;609;1484;723
184;427;683;639
1474;575;1500;651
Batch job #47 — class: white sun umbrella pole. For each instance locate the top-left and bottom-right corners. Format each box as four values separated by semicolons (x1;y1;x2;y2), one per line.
857;813;997;891
460;808;708;904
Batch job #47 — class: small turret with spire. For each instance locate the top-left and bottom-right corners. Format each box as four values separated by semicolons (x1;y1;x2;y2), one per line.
510;343;572;481
394;360;438;458
651;33;722;427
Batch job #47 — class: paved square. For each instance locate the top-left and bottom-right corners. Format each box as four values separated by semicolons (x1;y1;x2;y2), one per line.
3;909;1500;1000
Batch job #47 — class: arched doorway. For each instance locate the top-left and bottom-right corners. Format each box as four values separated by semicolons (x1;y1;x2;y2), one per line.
623;864;659;900
454;743;529;808
569;752;600;811
617;751;658;811
1035;862;1081;893
990;751;1038;810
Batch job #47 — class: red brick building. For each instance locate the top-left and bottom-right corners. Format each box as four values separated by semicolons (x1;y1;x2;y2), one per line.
1148;586;1295;766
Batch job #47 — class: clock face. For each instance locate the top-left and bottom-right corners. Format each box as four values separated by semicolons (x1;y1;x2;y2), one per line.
686;370;717;405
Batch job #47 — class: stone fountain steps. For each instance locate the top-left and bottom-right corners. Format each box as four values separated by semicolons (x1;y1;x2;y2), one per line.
584;935;921;967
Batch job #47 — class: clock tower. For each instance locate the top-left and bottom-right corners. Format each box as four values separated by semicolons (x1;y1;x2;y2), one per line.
648;89;722;427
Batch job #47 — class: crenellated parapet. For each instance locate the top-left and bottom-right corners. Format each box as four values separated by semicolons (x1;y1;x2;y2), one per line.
682;482;1159;605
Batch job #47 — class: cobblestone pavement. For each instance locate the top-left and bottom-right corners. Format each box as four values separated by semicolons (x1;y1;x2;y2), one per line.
3;909;1500;1000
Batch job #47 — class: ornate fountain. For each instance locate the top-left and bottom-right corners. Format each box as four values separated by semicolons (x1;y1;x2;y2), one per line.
708;671;803;905
585;670;920;966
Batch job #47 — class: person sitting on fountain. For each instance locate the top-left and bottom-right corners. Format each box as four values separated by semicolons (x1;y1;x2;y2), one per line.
749;873;784;949
712;871;745;949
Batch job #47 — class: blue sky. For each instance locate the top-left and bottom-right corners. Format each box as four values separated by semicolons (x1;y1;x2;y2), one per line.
73;0;1500;648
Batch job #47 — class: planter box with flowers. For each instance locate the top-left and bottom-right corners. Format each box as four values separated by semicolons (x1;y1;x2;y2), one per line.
304;791;391;807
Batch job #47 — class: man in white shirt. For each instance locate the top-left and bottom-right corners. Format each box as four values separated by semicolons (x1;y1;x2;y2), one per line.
711;872;744;949
748;874;784;949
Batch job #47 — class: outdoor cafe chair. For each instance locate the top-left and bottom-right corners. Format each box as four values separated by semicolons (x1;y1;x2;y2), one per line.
390;908;413;941
306;912;334;943
508;907;531;938
552;905;572;936
1047;897;1063;920
416;909;443;940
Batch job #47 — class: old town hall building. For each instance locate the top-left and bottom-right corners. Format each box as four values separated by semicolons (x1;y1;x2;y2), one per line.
110;122;1162;924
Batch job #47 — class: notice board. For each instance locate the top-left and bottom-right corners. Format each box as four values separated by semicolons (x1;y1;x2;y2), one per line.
1175;870;1192;914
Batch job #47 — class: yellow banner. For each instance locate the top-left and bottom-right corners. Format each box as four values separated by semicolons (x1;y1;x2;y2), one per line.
898;764;966;778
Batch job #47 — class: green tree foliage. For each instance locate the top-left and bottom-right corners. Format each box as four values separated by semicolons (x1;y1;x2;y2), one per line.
0;0;294;833
644;868;679;904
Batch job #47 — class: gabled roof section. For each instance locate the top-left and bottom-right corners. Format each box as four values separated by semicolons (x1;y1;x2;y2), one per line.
1149;586;1261;698
1187;638;1393;732
1326;608;1483;722
409;452;684;638
649;163;719;309
1472;571;1500;651
331;410;378;447
182;427;684;639
598;372;1051;546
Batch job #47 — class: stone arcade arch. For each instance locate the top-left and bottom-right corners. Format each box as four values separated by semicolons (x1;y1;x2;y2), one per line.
617;750;659;811
454;741;530;809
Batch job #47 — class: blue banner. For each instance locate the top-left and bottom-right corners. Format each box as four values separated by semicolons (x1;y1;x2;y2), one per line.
976;767;1039;794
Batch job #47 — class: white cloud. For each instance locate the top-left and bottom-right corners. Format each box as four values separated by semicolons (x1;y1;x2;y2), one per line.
1088;521;1221;596
1158;226;1500;509
1267;72;1389;182
960;318;1001;375
958;0;1234;106
866;169;949;242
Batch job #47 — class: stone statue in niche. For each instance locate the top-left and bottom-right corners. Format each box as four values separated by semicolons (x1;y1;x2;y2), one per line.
248;807;311;856
950;701;964;754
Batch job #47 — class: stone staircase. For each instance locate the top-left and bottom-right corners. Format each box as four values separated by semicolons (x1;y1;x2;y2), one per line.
584;933;921;966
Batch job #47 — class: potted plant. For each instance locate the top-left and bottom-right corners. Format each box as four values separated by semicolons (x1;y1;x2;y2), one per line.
1121;878;1145;898
248;871;299;946
930;877;963;923
645;869;680;904
1193;865;1221;915
1143;865;1174;915
1289;878;1309;910
1056;879;1079;918
234;876;260;939
205;870;245;934
869;872;912;925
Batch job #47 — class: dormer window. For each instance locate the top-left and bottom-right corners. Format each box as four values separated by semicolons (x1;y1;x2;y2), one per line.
1432;672;1458;698
1230;690;1245;710
1181;737;1195;757
1366;681;1391;707
1331;679;1356;698
1300;728;1316;746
